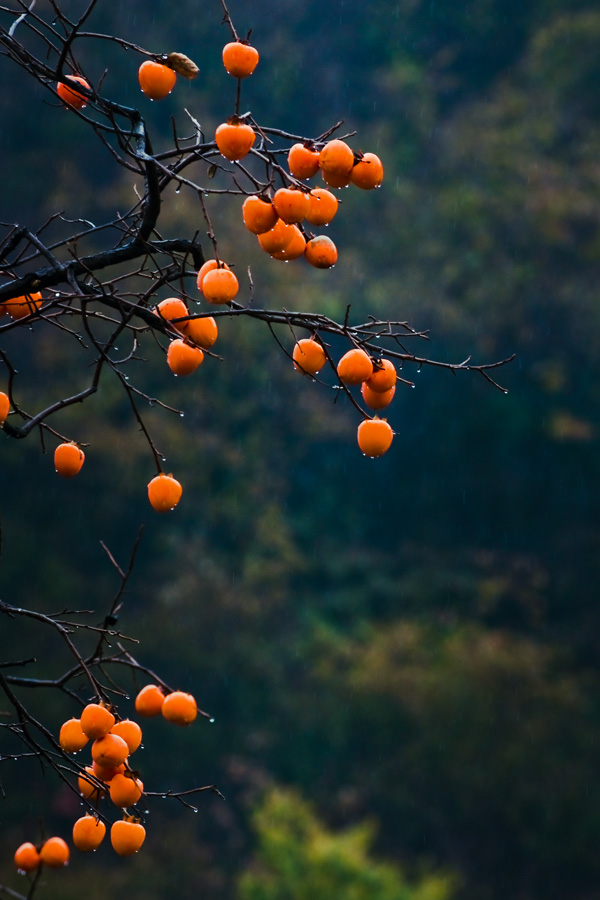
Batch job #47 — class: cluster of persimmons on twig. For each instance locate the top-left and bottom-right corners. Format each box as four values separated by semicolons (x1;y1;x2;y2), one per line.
0;0;513;513
1;529;220;899
0;0;513;894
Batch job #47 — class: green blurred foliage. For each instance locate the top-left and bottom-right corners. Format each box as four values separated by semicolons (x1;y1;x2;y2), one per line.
239;787;454;900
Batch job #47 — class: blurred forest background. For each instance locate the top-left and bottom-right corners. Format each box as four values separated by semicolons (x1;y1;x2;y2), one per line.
1;0;599;899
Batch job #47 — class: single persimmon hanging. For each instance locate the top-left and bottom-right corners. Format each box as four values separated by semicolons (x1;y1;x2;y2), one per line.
148;473;183;512
357;418;394;458
57;75;90;109
138;60;176;100
54;442;85;478
288;143;320;180
292;338;326;375
222;41;259;78
337;348;373;385
215;118;255;161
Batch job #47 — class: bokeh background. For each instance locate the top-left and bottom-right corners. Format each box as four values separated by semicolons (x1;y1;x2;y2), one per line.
1;1;600;898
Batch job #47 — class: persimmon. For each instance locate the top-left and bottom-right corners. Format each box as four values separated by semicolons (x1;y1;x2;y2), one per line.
337;348;373;385
14;842;41;872
167;338;204;376
39;836;69;868
365;358;397;393
182;315;218;349
135;683;165;716
138;60;176;100
321;167;352;189
350;152;384;189
72;815;106;852
304;235;338;269
361;382;396;410
215;119;255;161
272;188;310;224
292;338;326;375
319;139;354;177
357;418;394;457
111;719;142;754
80;702;115;740
305;188;338;226
111;817;146;856
288;143;320;180
222;41;259;78
161;690;197;726
109;773;144;808
270;225;306;260
201;267;239;304
257;218;295;254
91;732;129;769
54;442;85;478
92;760;126;782
59;718;89;753
78;766;105;802
196;259;230;292
155;297;189;330
4;292;42;319
0;391;10;425
242;195;278;235
148;473;183;513
57;75;90;110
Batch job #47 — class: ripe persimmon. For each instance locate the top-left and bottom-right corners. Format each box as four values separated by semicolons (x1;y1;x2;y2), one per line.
155;297;189;330
270;225;306;260
222;41;259;78
305;188;338;226
14;842;41;873
57;75;90;110
365;358;397;393
78;766;105;802
196;259;230;292
138;60;176;100
135;683;165;716
183;315;218;349
215;119;255;161
109;773;144;808
167;338;204;376
59;718;89;753
92;760;126;782
337;348;373;385
0;391;10;425
357;418;394;457
54;442;85;478
111;720;142;754
304;235;338;269
361;382;396;410
242;195;278;235
4;292;42;319
201;267;239;304
292;338;326;375
91;733;129;769
321;167;352;189
258;218;295;254
319;139;354;177
350;152;384;189
161;690;197;726
111;817;146;856
272;188;310;224
148;473;183;513
288;143;320;180
72;815;106;852
39;837;69;868
80;703;115;740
